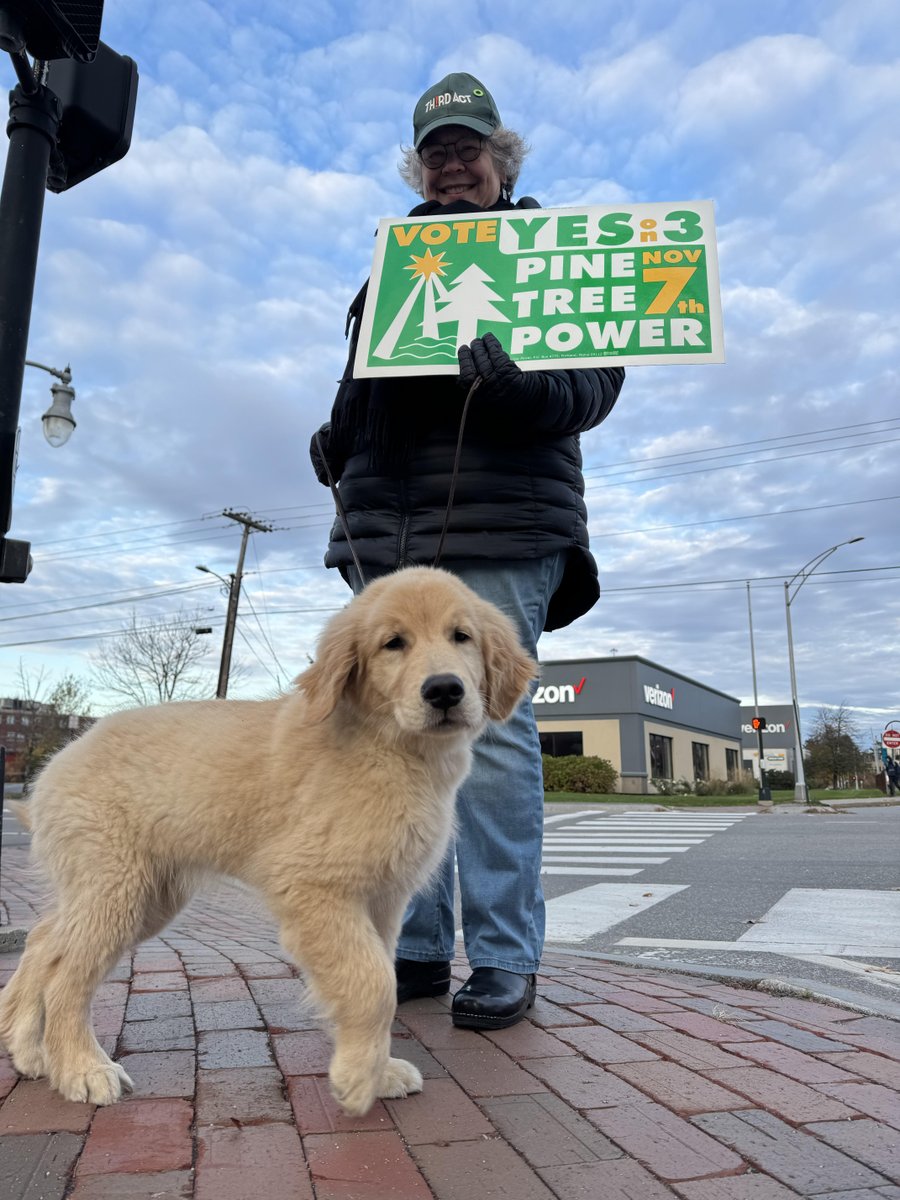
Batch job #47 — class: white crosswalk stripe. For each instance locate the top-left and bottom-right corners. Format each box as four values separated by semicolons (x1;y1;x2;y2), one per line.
542;811;749;877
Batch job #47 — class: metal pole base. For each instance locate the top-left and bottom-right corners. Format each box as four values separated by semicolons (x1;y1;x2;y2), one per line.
793;783;810;804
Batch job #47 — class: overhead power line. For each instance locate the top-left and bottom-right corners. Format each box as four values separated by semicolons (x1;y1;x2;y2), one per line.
583;416;900;475
598;563;900;595
13;419;896;569
584;434;900;491
0;605;342;649
0;580;217;623
5;567;898;653
591;493;900;540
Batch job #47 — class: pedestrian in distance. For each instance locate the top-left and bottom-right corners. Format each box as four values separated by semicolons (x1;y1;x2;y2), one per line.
886;757;899;797
310;71;625;1029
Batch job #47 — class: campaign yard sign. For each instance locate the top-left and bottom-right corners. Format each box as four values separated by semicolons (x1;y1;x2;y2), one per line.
353;200;724;377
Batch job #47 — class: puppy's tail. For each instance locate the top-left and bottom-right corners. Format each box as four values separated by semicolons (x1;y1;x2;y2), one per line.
9;800;31;831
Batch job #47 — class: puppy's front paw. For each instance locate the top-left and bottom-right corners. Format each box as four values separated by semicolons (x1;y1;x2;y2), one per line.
55;1059;133;1106
378;1056;423;1100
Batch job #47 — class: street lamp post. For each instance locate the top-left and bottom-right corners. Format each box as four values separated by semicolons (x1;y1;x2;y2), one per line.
0;358;77;582
25;360;76;446
784;537;864;804
196;565;238;700
746;580;771;806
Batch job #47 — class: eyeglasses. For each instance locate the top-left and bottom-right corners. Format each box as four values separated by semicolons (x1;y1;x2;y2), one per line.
418;135;484;170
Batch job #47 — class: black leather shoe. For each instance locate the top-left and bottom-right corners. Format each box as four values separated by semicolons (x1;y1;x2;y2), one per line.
396;958;451;1004
451;967;536;1029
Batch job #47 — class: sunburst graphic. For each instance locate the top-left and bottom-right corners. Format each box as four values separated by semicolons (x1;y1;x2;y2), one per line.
405;247;451;281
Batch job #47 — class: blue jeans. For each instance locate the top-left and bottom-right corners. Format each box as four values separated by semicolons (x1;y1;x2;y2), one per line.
347;555;566;974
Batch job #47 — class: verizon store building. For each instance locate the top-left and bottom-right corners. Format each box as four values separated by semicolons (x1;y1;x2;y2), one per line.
533;656;743;794
739;703;797;777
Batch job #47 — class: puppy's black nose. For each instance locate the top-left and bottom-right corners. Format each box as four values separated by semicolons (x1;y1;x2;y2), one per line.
422;674;465;711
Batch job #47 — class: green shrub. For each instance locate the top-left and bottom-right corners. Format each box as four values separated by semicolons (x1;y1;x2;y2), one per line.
694;777;727;796
651;776;694;796
764;769;795;790
692;774;752;796
725;771;756;795
542;755;618;794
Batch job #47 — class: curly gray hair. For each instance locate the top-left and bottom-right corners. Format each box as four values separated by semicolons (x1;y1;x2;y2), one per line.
398;127;530;199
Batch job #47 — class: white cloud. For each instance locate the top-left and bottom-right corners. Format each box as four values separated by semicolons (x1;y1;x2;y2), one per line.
673;35;837;139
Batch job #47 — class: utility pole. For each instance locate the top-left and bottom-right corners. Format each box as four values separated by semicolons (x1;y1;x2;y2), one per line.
215;510;272;699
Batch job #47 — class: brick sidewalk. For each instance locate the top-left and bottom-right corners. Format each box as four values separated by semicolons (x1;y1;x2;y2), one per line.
1;845;898;1200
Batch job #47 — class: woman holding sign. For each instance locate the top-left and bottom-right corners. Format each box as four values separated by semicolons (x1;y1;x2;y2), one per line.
310;72;624;1029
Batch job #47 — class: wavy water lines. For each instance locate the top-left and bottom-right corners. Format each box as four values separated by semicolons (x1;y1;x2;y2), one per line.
391;336;458;362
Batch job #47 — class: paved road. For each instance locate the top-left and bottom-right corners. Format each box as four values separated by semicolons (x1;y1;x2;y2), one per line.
539;804;900;1012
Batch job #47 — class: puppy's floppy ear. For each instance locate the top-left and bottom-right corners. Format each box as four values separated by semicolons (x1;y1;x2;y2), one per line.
478;600;538;722
294;603;360;722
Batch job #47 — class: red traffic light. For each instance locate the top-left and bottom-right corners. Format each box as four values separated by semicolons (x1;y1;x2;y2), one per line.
751;716;767;731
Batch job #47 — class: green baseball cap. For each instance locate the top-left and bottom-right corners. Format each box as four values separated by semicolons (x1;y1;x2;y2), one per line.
413;72;502;149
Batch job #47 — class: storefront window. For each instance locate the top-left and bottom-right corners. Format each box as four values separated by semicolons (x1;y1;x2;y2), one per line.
692;741;710;781
539;731;584;757
649;733;673;779
726;748;740;780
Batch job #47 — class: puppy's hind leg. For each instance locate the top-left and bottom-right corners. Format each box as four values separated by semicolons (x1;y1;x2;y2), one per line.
0;916;58;1079
38;876;160;1105
273;890;422;1117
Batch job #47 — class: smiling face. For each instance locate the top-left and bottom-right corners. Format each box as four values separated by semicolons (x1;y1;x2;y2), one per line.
420;124;505;209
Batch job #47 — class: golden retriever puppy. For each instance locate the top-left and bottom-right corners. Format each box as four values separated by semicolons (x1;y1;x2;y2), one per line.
0;567;535;1113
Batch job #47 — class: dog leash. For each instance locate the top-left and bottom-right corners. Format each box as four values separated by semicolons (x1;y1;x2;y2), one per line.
315;428;369;586
317;373;482;586
433;374;480;570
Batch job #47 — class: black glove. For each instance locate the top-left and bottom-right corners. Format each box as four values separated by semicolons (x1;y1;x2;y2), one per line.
457;332;545;406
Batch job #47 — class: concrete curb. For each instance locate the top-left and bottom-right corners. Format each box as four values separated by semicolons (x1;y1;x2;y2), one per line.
548;945;900;1021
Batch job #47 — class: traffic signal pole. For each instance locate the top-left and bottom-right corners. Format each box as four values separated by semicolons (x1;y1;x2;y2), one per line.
0;69;61;581
752;716;772;808
0;4;137;582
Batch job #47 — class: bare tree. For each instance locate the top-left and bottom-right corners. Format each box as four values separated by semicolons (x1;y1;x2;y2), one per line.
92;610;215;707
13;662;93;783
805;703;865;789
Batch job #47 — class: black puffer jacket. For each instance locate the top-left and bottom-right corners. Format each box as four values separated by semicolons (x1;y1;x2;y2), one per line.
311;197;625;632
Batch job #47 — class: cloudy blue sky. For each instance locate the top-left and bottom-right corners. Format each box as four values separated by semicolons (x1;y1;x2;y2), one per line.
3;0;898;745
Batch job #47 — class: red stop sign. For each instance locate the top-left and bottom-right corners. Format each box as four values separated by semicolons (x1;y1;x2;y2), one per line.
883;730;900;748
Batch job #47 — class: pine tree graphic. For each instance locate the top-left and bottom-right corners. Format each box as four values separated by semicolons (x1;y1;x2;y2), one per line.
434;264;509;347
373;253;508;361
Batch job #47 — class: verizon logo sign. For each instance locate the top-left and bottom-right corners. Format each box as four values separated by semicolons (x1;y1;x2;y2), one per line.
533;677;586;705
644;683;675;710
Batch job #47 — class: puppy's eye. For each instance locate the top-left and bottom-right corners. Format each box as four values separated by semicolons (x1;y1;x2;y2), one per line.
383;635;406;651
453;629;471;644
